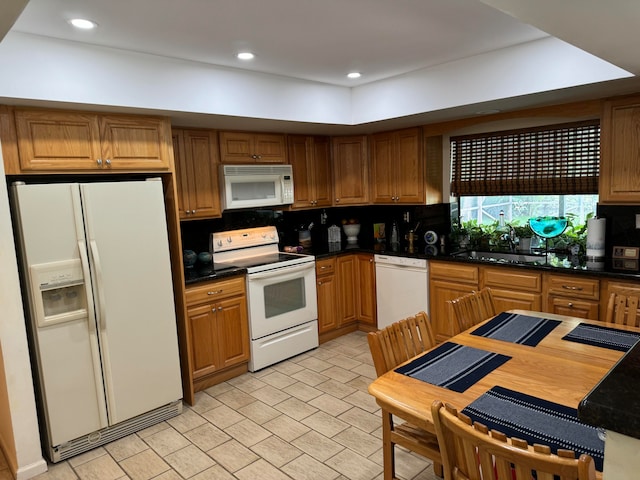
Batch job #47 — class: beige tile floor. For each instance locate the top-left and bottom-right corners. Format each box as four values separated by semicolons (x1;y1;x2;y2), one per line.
25;331;439;480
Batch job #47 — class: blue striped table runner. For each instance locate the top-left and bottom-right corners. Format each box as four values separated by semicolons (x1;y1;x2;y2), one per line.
395;342;510;393
471;312;561;346
462;386;604;471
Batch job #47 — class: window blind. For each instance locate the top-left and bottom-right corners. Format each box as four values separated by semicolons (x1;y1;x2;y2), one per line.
450;120;600;196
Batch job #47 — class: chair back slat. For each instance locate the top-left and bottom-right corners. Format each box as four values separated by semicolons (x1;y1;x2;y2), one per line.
367;311;436;376
449;288;497;334
606;293;640;327
432;400;597;480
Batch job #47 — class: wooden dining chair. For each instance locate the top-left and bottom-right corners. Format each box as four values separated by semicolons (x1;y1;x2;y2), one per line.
431;400;597;480
448;287;497;334
367;312;443;478
605;292;640;327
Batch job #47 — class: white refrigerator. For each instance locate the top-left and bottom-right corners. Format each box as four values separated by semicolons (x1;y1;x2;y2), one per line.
11;179;183;462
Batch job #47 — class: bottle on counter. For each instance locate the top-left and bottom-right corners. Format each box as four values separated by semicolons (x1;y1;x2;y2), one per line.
390;221;399;246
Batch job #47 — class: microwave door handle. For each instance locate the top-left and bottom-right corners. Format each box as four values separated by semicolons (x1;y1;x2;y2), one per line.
248;262;314;281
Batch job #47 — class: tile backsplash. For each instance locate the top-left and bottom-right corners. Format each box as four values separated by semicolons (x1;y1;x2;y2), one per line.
596;204;640;256
180;204;451;255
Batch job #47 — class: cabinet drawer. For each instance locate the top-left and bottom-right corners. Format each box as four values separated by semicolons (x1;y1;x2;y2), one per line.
483;267;541;292
430;261;478;284
546;275;599;300
186;276;246;305
316;257;336;276
548;296;599;320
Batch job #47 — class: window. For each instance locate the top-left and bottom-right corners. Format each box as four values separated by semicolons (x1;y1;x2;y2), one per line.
459;195;598;227
451;120;600;196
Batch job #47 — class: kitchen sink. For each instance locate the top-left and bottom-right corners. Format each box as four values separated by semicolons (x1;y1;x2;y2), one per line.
452;251;548;265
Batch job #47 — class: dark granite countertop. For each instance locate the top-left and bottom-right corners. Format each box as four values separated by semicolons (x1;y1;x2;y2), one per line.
184;264;247;285
184;240;640;285
305;241;640;281
578;339;640;439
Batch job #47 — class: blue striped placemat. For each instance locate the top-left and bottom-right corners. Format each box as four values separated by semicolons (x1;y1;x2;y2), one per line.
395;342;510;393
462;386;604;471
471;312;561;347
562;322;640;352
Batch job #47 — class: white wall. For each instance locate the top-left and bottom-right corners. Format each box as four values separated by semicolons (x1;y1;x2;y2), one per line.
0;145;47;479
0;33;631;127
351;36;632;124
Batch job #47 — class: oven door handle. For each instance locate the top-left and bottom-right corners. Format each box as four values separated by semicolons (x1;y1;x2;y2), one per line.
248;261;315;280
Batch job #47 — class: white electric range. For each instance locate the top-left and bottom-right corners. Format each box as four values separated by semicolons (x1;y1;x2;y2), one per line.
211;226;318;371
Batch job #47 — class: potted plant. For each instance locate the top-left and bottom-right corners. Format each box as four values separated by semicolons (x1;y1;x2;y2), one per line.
513;223;534;252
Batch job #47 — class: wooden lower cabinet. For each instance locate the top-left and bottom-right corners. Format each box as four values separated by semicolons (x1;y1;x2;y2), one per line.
316;257;338;335
185;276;250;394
429;262;479;342
544;273;600;320
316;253;376;342
482;267;542;312
337;255;358;326
355;254;377;328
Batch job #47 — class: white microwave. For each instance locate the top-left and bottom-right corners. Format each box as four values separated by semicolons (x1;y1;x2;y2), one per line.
220;164;295;210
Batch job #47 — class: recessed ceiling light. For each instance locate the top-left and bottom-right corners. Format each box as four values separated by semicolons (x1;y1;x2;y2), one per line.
237;52;255;61
347;72;361;79
69;18;97;30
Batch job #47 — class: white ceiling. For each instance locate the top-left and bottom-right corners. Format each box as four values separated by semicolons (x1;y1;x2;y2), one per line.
9;0;550;87
2;0;640;133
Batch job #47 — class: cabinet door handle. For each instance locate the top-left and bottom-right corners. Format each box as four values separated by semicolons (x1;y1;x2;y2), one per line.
207;290;222;295
562;285;583;291
105;159;111;166
318;281;323;285
218;306;223;311
568;302;574;307
96;158;103;166
335;198;340;203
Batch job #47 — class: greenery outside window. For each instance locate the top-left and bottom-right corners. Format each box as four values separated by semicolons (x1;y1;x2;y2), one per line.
449;121;600;255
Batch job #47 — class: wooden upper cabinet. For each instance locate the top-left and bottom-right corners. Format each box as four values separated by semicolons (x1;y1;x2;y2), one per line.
370;127;424;204
99;114;172;170
14;108;172;172
288;135;332;209
599;95;640;204
331;135;368;206
219;131;286;163
172;128;221;220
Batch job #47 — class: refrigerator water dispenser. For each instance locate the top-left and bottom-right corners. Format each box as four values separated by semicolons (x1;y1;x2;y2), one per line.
30;259;88;327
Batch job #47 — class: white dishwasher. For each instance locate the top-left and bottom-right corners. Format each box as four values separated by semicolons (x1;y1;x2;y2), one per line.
374;254;429;329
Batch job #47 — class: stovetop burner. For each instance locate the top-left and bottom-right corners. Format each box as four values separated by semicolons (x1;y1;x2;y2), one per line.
211;226;314;274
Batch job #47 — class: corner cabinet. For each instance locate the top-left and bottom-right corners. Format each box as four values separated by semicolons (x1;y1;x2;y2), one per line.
599;95;640;204
370;127;424;204
331;135;369;206
316;253;376;343
185;276;250;393
13;108;172;172
219;131;287;164
288;135;333;209
172;129;222;220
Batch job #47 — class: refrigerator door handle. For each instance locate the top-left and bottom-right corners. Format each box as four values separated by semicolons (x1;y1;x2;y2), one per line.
89;240;108;331
78;239;109;428
77;240;97;329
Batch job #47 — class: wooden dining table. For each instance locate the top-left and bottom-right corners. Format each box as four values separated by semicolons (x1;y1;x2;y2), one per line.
368;310;640;477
